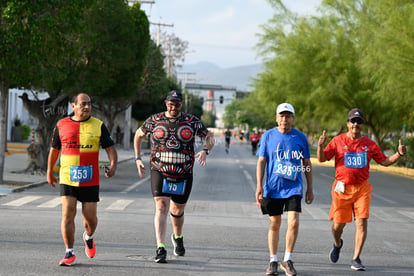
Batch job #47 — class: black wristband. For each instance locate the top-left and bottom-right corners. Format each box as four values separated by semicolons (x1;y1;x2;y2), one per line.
398;151;404;157
135;156;142;161
203;148;209;155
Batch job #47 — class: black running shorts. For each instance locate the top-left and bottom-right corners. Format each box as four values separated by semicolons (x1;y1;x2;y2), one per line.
261;195;302;216
60;184;100;203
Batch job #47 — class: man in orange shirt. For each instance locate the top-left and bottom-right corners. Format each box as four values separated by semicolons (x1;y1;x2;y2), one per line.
47;93;117;266
318;108;406;271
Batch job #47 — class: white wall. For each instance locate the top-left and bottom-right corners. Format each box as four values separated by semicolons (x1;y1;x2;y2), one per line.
7;89;48;141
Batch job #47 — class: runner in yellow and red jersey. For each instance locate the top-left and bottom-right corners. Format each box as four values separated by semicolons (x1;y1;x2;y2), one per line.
47;93;117;266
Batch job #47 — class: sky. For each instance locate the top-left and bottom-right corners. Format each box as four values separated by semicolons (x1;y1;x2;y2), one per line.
140;0;322;69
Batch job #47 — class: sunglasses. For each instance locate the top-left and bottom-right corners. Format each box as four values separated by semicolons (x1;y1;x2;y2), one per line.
349;118;364;124
166;102;182;108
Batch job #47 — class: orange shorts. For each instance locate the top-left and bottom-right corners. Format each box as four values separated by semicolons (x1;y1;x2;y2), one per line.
329;179;372;223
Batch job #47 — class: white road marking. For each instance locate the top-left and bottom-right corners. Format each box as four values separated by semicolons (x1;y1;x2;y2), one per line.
243;169;255;192
38;197;61;208
398;210;414;220
121;175;150;193
304;206;329;220
371;193;397;205
106;199;134;211
3;196;41;207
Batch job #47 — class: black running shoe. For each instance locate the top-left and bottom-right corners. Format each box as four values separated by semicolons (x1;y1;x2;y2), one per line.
351;257;366;271
155;247;167;263
171;233;185;256
266;261;278;275
329;239;343;263
279;260;297;276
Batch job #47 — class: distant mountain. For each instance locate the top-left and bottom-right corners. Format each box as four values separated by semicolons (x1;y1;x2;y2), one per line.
178;62;264;92
179;61;221;74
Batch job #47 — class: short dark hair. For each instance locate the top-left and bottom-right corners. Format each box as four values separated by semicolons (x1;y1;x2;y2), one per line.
71;93;90;104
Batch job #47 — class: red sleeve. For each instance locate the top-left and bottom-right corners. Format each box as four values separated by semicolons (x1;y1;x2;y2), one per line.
371;142;387;164
323;136;338;161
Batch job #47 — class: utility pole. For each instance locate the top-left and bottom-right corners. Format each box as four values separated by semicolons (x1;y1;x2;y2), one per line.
177;72;196;84
177;72;196;113
127;0;155;5
150;21;174;77
151;21;174;46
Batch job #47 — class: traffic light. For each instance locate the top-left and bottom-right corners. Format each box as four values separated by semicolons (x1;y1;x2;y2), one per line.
219;96;224;104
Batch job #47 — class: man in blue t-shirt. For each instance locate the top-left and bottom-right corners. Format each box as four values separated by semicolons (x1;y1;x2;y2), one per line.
256;103;314;276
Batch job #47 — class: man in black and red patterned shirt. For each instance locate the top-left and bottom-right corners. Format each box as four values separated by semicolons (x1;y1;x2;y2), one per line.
133;90;215;263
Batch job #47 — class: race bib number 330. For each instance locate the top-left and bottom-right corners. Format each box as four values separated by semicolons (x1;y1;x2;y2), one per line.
344;152;368;169
70;165;93;182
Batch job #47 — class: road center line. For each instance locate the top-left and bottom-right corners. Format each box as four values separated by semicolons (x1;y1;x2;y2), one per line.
121;175;150;193
243;169;255;192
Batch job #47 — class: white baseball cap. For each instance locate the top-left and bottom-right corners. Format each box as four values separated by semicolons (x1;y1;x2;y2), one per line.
276;103;295;115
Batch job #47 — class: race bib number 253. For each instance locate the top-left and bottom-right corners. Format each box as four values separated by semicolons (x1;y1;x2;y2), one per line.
70;165;93;182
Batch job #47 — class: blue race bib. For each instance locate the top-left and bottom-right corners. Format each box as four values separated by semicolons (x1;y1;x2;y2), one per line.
273;160;298;181
70;165;93;182
162;178;187;195
344;152;368;168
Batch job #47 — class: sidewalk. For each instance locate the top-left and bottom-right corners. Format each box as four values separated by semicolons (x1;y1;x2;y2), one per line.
0;145;136;195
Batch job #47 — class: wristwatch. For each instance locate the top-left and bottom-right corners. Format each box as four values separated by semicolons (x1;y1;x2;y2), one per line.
203;148;209;155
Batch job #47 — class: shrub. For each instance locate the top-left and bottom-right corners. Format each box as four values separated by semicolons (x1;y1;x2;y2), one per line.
20;125;31;141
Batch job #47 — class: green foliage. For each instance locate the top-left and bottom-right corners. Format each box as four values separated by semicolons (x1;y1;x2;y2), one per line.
201;111;216;128
19;124;31;140
243;0;414;159
78;0;149;99
0;0;160;172
391;136;414;168
182;92;203;118
132;77;180;121
1;0;92;88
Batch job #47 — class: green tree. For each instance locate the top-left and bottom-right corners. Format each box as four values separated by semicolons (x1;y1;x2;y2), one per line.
1;0;151;175
132;40;178;123
0;0;91;180
80;0;150;133
356;0;414;131
201;111;216;128
250;0;411;150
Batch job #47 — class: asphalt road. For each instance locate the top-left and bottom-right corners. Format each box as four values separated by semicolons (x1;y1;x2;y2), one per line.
0;139;413;276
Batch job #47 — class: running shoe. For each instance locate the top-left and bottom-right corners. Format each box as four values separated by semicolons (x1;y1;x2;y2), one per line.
266;261;278;275
83;231;96;258
351;257;366;271
59;251;76;266
329;239;343;263
155;247;167;263
279;260;297;276
171;233;186;256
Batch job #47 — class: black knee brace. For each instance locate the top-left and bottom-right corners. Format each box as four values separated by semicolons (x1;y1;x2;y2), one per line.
170;211;184;218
